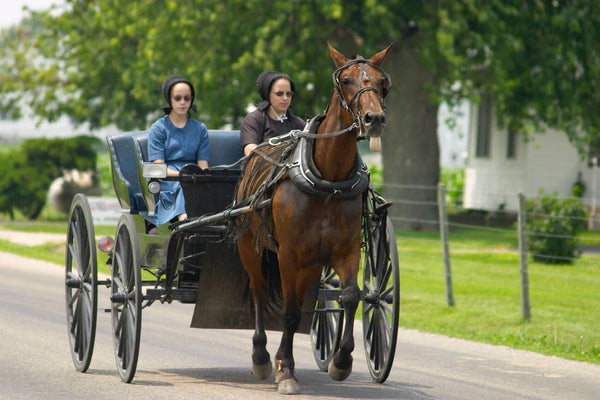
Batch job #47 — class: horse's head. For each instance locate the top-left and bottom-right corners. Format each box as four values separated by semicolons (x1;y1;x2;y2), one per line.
329;44;392;152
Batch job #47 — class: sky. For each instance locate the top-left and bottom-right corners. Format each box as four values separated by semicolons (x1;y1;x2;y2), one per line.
0;0;61;28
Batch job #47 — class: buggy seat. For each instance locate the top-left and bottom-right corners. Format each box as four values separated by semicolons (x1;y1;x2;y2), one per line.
107;130;243;222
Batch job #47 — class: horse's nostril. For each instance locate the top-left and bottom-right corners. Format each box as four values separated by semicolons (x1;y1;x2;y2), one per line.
363;112;385;127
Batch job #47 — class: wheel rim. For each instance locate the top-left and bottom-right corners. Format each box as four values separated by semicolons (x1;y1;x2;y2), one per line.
65;194;97;373
310;266;343;371
362;215;399;383
111;214;142;383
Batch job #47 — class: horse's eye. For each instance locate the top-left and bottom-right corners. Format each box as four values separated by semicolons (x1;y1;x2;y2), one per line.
342;77;352;86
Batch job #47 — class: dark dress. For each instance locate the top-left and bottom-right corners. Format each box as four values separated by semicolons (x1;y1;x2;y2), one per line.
240;108;305;150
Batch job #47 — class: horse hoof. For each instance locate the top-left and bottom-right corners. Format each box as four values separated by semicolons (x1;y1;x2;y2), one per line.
328;358;352;381
278;378;300;395
252;360;273;380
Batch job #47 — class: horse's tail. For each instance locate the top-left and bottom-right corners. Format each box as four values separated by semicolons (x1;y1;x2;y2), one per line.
261;249;283;315
241;248;283;316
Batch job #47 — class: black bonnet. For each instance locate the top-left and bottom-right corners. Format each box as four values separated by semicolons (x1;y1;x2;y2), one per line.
255;70;296;111
161;75;197;114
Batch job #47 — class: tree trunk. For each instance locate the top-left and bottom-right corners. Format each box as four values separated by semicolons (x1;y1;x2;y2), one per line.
382;37;440;231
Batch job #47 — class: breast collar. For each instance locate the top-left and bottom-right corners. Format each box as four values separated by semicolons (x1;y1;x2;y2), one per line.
287;116;370;199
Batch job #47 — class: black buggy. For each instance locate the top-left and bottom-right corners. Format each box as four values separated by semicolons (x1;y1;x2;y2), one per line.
64;129;399;384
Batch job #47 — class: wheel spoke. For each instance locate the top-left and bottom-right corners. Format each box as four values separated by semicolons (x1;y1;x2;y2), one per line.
362;207;399;383
113;275;125;293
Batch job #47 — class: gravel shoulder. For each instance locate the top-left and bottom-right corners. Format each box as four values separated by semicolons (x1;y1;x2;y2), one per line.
0;228;66;246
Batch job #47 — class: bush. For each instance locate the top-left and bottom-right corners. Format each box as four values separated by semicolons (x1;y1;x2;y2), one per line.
440;167;464;207
525;191;588;264
369;163;383;193
0;136;102;220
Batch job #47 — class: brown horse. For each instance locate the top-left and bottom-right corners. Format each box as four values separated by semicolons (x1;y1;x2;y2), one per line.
235;44;392;394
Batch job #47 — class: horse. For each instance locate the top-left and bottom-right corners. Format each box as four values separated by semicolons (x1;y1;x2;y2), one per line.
235;44;392;394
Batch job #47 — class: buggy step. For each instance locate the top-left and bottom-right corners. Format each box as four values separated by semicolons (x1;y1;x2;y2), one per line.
317;289;342;301
145;288;197;303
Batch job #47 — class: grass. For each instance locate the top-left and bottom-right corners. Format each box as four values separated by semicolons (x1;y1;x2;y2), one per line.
1;220;598;365
0;222;115;273
397;227;600;364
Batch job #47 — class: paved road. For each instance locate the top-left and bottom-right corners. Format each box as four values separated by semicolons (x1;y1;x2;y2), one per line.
1;252;599;400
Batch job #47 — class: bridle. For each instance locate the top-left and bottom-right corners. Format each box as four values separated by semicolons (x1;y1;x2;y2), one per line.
332;57;392;138
263;56;392;145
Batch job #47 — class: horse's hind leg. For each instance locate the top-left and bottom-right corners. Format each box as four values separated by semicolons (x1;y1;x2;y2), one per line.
237;234;272;380
274;265;321;394
329;256;361;381
252;298;272;379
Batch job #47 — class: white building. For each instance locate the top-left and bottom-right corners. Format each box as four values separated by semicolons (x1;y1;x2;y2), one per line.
463;96;598;212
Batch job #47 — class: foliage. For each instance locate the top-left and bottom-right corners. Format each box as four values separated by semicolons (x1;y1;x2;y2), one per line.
3;1;600;232
1;1;599;143
367;162;383;193
571;174;586;198
96;149;114;196
0;136;101;219
525;191;588;264
440;167;464;207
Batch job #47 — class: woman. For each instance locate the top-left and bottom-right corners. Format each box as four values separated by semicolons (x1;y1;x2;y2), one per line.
148;75;210;227
240;70;305;156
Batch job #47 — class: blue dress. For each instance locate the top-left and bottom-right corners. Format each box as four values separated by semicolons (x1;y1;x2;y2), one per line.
148;116;210;225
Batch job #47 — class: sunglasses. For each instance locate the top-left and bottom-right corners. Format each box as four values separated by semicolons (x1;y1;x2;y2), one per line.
272;91;294;98
172;95;192;102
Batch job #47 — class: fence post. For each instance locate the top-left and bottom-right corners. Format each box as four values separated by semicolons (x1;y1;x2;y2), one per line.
589;157;598;230
438;183;454;306
517;192;531;320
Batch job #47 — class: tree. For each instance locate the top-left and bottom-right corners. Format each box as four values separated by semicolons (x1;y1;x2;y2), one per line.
2;1;600;228
0;137;100;219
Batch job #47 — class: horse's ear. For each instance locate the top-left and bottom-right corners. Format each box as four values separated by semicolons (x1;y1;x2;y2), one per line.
329;43;349;69
369;43;394;67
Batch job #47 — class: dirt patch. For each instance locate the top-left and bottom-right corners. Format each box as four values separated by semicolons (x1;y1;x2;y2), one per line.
0;229;65;246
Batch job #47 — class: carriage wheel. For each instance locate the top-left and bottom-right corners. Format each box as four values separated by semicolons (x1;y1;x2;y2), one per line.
110;214;142;383
65;194;98;373
362;215;399;383
310;266;344;371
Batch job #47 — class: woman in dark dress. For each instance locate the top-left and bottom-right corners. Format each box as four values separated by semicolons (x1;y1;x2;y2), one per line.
240;70;305;156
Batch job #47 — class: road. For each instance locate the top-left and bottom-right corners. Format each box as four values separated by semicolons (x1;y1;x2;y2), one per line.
1;251;599;400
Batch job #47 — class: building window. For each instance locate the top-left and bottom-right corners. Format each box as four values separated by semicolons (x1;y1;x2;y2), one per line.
507;130;517;159
476;94;492;158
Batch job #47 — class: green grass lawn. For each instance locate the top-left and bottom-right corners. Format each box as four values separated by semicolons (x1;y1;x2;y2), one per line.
397;228;600;364
1;221;598;365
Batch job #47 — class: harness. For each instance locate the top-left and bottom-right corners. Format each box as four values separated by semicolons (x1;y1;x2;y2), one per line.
238;56;391;206
287;118;370;199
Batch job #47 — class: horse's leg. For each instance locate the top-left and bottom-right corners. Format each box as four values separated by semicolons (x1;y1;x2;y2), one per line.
274;264;322;394
329;254;361;381
274;268;301;394
237;233;272;380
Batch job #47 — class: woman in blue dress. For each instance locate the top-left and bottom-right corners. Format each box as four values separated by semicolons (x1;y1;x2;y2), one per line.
148;76;210;228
